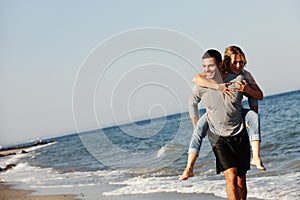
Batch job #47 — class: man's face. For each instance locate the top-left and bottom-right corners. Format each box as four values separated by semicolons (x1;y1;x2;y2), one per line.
230;54;245;74
202;57;219;79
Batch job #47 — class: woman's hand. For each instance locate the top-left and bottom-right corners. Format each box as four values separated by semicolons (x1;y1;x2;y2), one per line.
234;80;249;93
218;83;235;98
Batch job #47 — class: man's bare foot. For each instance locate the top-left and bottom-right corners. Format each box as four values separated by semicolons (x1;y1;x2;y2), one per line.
251;157;266;170
179;168;194;180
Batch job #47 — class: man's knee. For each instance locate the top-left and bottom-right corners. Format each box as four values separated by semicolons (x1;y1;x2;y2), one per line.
224;168;238;183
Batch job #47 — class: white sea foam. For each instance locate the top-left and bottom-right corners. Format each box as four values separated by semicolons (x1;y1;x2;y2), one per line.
103;175;227;197
0;153;28;168
247;173;300;200
0;162;129;188
24;141;58;152
103;172;300;200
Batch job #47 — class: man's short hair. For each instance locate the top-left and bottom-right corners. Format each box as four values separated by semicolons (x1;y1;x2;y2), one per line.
202;49;222;65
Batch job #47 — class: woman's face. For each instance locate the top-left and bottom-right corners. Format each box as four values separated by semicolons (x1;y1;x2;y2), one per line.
230;54;245;74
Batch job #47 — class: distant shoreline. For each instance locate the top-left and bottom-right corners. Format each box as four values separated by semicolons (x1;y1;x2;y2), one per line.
1;89;299;150
0;139;55;153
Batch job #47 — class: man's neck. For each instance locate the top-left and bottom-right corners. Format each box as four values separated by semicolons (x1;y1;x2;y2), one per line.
214;73;223;83
221;72;229;81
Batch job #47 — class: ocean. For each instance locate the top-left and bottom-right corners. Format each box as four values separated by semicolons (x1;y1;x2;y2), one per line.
0;90;299;200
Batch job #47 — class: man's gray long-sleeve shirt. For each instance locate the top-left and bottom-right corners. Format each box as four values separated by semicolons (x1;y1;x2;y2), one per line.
189;73;244;137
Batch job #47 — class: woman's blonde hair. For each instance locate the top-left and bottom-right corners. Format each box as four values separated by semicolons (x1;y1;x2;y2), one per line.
222;45;247;73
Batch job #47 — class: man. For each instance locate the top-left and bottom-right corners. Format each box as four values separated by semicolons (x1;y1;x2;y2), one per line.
179;46;265;182
187;49;250;200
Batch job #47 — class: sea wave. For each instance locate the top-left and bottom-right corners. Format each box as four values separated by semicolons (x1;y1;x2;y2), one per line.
1;162;130;188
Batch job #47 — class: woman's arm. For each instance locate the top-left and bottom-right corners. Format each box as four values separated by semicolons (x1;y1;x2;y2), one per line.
192;73;219;89
235;80;264;100
238;70;264;100
247;96;259;113
192;74;234;97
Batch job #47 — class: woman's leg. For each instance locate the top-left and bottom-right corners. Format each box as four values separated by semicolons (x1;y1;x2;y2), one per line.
243;109;266;170
179;114;208;180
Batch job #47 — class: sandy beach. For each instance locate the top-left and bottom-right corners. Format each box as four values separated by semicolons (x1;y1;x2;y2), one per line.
0;183;76;200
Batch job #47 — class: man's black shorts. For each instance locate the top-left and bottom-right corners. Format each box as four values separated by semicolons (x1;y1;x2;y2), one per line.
208;129;250;177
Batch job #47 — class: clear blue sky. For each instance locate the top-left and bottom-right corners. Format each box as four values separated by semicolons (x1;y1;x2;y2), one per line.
1;0;299;146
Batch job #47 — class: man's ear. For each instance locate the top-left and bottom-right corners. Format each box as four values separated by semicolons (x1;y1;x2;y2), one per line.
218;62;223;69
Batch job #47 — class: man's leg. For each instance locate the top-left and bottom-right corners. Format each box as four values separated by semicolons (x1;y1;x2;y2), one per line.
237;176;247;200
224;167;240;200
243;109;266;170
179;115;208;180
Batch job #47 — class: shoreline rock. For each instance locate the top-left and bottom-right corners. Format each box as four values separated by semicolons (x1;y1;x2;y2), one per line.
0;164;17;172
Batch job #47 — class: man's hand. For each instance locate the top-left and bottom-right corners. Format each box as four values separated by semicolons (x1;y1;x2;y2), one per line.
191;117;199;128
218;82;235;98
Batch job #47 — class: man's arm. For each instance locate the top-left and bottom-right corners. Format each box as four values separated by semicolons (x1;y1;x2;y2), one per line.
191;117;199;128
189;85;201;127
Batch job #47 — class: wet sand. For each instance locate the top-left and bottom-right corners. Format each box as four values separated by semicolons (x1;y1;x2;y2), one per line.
0;183;76;200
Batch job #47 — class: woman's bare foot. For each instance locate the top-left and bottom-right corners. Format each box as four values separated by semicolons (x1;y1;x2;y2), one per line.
179;168;194;180
251;157;266;170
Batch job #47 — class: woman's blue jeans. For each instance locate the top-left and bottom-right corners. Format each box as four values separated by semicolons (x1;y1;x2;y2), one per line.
188;109;261;155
